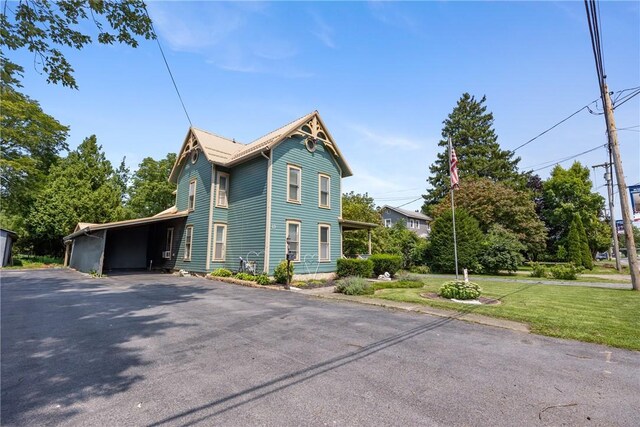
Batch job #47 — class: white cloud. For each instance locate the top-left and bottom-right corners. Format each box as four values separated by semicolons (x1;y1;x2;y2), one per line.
349;124;423;150
310;12;336;48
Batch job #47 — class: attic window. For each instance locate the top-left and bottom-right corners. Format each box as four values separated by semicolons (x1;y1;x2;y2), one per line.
306;137;317;152
191;150;199;164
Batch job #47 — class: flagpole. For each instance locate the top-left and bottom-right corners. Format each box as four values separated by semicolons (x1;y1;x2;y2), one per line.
448;137;460;280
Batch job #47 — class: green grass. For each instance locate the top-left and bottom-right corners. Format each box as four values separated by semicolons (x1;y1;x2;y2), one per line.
371;277;640;351
3;254;64;269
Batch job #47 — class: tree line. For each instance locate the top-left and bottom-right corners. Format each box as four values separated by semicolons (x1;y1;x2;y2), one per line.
343;93;627;273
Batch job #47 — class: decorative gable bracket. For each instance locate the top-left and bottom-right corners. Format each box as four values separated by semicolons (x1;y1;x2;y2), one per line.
293;115;338;156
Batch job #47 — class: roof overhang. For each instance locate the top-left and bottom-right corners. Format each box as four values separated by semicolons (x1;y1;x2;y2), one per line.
64;210;189;242
339;218;379;231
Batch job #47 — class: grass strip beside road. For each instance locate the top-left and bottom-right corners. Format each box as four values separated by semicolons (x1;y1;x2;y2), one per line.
371;278;640;351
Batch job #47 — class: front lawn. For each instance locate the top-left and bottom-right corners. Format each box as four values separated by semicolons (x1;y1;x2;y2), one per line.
371;277;640;350
3;254;64;269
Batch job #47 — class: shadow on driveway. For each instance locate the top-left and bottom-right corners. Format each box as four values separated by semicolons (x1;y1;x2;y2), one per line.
1;269;208;425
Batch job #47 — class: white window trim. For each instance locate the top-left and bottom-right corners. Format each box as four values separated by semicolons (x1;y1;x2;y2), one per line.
287;165;302;204
318;224;331;262
318;173;330;209
216;172;229;208
166;227;174;252
212;223;227;261
384;218;391;228
184;225;193;261
285;220;301;262
188;179;197;211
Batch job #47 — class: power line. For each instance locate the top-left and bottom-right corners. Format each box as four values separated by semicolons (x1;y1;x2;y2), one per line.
613;88;640;110
525;143;607;172
143;6;193;127
395;197;423;208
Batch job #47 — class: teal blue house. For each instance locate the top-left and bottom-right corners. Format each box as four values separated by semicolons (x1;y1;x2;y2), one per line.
64;111;372;276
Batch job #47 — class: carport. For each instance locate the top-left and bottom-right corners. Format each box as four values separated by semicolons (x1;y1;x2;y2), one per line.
63;210;188;275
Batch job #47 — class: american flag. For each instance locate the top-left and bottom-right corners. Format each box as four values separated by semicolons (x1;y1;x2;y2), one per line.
450;146;459;190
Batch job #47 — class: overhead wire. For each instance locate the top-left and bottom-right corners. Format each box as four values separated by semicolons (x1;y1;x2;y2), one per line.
143;5;193;127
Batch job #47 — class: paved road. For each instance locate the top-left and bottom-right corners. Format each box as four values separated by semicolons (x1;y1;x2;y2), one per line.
2;269;638;426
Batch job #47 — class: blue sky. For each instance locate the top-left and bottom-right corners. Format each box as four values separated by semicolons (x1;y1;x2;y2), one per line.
12;1;640;217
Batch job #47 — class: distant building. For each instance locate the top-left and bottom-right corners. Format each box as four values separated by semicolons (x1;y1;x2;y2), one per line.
380;205;432;238
0;229;18;267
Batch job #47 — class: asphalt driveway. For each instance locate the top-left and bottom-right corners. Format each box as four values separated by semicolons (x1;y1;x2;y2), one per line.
1;269;639;426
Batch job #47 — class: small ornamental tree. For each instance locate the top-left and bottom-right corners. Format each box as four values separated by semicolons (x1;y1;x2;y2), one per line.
567;217;583;267
479;225;525;274
428;209;483;273
573;214;593;270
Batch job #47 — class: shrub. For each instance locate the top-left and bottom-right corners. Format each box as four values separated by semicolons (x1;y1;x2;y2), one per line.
438;280;481;300
549;263;583;280
335;276;374;295
255;273;270;286
479;225;525;274
427;209;483;273
273;260;294;284
235;272;254;281
529;262;548;278
211;268;233;277
370;254;403;277
409;265;430;274
336;258;373;278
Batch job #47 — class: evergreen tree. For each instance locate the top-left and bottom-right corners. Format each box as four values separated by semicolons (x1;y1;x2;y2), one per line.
422;93;523;213
574;214;593;270
26;136;123;254
427;209;484;273
567;217;583;267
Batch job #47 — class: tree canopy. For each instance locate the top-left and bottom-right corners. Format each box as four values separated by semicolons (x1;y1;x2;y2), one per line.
541;162;606;254
427;208;483;273
1;0;154;88
432;178;547;258
422;93;523;213
26;135;125;254
127;153;177;218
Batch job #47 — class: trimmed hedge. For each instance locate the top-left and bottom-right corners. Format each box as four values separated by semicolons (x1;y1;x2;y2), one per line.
369;254;403;277
336;258;373;278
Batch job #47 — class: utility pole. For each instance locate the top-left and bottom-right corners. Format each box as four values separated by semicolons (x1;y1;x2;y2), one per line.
592;161;621;271
602;83;639;289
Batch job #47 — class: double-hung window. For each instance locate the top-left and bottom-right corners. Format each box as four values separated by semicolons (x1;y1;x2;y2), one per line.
288;165;301;203
286;221;300;261
319;224;330;261
184;226;193;261
216;172;229;207
212;224;227;261
188;179;197;211
165;228;174;252
319;174;330;208
384;219;391;228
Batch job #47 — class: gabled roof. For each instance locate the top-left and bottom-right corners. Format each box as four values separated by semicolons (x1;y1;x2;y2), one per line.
168;111;352;183
381;205;432;221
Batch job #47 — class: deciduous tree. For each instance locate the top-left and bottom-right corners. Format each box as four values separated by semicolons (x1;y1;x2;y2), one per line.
432;178;547;258
1;0;154;88
127;154;177;218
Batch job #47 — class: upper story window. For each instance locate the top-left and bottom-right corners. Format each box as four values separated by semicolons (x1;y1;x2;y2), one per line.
319;174;330;208
217;172;229;208
288;165;301;203
286;220;300;262
409;219;415;229
384;218;391;228
188;179;197;211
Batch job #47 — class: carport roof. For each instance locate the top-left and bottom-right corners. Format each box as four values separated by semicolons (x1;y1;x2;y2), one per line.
64;209;188;242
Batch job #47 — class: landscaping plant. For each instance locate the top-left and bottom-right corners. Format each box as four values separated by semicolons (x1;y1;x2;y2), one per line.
335;276;374;296
336;258;373;278
529;262;548;278
235;272;254;281
549;263;583;280
211;268;233;277
255;274;270;286
369;254;403;277
274;260;294;284
438;280;481;300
